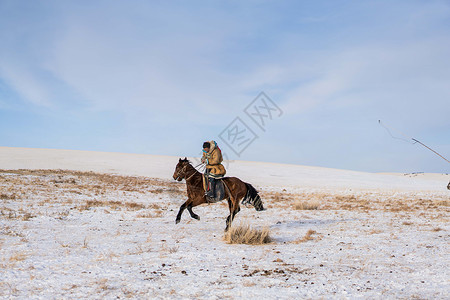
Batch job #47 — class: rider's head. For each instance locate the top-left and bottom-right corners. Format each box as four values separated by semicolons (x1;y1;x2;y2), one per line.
203;141;210;152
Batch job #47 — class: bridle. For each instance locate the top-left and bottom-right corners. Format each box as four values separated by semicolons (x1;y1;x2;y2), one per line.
175;163;201;181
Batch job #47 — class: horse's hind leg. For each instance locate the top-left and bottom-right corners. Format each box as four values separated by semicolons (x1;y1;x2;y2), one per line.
225;198;240;232
175;201;189;224
225;199;232;231
187;204;200;221
225;207;240;232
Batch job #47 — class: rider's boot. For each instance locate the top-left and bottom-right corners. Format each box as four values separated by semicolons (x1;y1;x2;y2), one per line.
207;177;216;198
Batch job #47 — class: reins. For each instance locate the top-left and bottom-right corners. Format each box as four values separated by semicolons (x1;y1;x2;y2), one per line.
179;162;204;182
179;162;228;197
184;167;198;181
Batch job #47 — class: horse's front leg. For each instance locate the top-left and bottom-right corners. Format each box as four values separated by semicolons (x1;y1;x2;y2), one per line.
175;201;189;224
187;204;200;221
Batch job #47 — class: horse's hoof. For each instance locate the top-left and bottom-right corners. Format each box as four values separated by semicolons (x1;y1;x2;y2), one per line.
194;215;200;221
175;219;180;224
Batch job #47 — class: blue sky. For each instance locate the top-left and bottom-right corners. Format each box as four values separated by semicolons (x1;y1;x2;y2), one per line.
1;0;449;173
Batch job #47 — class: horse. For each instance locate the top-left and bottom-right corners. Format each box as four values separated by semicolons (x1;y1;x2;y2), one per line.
172;158;264;231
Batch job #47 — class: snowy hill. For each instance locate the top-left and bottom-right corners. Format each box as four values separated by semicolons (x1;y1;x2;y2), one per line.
0;147;448;299
1;146;448;191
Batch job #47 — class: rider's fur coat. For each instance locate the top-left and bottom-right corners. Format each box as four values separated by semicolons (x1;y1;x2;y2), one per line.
202;140;226;176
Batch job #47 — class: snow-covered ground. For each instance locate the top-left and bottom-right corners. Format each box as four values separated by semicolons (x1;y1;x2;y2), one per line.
0;147;449;299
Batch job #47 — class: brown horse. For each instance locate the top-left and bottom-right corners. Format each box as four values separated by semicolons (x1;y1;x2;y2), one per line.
172;158;264;231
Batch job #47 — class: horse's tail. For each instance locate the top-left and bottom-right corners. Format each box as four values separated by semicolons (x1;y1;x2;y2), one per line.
243;183;265;211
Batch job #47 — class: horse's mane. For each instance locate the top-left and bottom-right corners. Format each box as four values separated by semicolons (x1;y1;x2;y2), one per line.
180;159;200;175
180;159;192;166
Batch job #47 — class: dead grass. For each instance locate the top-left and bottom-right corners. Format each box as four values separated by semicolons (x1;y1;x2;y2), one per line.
82;237;89;248
0;169;183;223
159;243;180;255
0;169;185;209
0;193;17;200
1;226;24;237
1;168;447;223
57;240;71;248
136;210;163;218
293;200;320;210
124;202;146;210
78;200;146;211
224;223;271;245
243;281;257;287
368;229;383;234
168;246;179;254
434;200;449;207
0;169;185;197
335;195;357;201
148;203;162;210
293;229;317;244
0;282;19;297
21;212;35;221
96;278;109;291
9;252;29;264
95;252;120;262
0;208;35;221
261;188;450;213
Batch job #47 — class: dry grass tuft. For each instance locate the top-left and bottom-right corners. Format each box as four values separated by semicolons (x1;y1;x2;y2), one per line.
78;200;145;211
1;226;24;237
294;200;320;210
124;202;146;210
0;193;18;200
434;200;449;207
9;252;29;263
335;195;357;202
136;209;163;218
0;208;35;221
168;246;179;254
224;223;271;245
21;212;35;221
82;237;89;248
96;278;109;291
293;229;317;244
368;229;383;234
148;203;162;210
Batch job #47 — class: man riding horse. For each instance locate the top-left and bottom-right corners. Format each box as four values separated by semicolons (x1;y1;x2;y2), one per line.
173;146;265;230
201;140;225;200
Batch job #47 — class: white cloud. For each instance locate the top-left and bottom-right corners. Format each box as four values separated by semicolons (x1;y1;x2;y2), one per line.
0;62;52;107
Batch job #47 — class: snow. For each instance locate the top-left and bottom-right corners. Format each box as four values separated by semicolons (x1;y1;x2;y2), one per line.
0;147;449;299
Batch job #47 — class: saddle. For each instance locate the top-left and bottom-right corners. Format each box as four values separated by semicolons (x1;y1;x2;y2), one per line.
203;174;226;203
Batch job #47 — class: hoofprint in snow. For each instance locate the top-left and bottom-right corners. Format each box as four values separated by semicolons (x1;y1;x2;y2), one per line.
0;147;449;299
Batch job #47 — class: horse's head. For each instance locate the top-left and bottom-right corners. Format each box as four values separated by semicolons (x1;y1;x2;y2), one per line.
173;157;190;181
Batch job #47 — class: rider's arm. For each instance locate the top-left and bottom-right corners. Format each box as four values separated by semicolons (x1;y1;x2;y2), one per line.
207;149;220;165
201;152;208;164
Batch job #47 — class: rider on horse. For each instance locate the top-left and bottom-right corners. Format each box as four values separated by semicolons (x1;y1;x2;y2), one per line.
201;140;226;199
